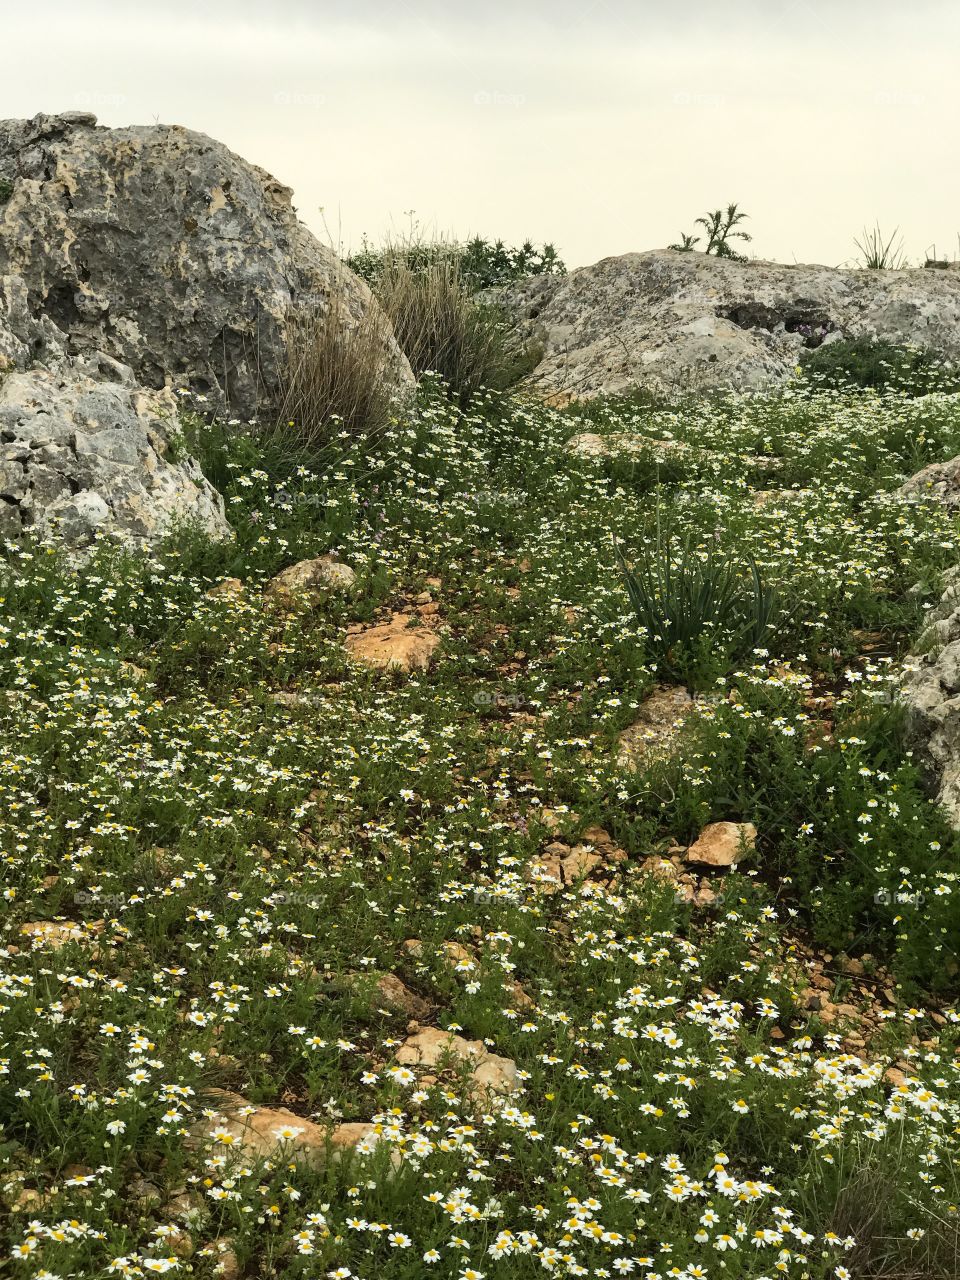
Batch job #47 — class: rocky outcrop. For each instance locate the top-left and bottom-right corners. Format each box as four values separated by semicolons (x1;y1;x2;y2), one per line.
898;454;960;513
0;112;411;417
496;250;960;400
0;357;229;547
901;571;960;825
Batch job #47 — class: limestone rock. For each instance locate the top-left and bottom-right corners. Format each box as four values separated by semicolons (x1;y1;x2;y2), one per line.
206;578;245;601
495;249;960;400
617;685;696;770
899;455;960;513
345;613;440;672
684;821;757;869
0;112;411;416
265;555;356;603
395;1028;518;1096
197;1090;378;1166
0;361;230;547
901;573;960;825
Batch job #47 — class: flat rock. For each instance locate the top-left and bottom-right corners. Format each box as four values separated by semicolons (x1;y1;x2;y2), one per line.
197;1090;378;1166
345;613;440;672
901;571;960;825
395;1027;518;1096
684;821;757;869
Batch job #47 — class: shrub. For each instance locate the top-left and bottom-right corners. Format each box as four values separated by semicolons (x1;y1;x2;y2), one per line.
618;522;779;686
274;294;396;449
801;336;960;395
347;233;565;293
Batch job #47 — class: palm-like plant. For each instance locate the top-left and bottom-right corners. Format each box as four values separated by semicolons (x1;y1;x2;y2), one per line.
671;203;751;260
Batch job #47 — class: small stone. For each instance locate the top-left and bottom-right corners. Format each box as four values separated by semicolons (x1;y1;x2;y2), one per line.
265;555;356;604
206;577;245;600
684;822;757;869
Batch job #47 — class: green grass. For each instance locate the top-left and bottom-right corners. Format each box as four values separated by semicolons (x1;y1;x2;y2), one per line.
2;379;960;1278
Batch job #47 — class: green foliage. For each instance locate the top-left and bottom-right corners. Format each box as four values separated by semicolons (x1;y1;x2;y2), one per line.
801;336;960;395
347;232;565;293
855;222;906;269
0;176;13;204
618;518;779;686
671;202;752;259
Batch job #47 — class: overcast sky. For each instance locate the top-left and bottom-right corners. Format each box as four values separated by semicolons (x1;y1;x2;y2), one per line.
9;0;960;268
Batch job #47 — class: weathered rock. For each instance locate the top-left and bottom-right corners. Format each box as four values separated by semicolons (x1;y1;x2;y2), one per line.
901;573;960;824
345;613;440;672
496;249;960;400
899;455;960;513
205;577;245;601
617;685;697;769
0;112;411;416
395;1028;518;1096
197;1090;378;1166
684;821;757;869
19;919;104;948
265;555;356;603
0;360;230;547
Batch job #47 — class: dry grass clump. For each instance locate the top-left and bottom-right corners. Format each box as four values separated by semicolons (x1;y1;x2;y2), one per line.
276;292;397;447
373;249;519;404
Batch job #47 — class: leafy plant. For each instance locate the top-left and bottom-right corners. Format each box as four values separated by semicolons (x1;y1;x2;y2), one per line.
348;232;565;293
671;202;752;260
617;519;779;685
854;222;906;269
801;336;960;395
0;176;13;204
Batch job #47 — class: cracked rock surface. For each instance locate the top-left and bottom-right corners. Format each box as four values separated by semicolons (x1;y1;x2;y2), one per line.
0;357;229;548
0;112;411;417
494;249;960;400
901;570;960;826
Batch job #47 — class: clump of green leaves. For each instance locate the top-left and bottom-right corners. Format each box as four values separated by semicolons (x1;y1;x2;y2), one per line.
0;176;13;204
618;519;779;686
670;202;752;260
801;336;960;395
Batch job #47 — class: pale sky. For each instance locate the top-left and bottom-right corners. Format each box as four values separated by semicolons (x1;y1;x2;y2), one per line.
10;0;960;269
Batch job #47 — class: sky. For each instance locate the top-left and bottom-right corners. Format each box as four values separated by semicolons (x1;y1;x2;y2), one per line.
8;0;960;270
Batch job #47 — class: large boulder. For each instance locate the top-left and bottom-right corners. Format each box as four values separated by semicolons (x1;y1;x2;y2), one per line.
901;570;960;826
0;112;411;417
496;250;960;401
0;356;229;548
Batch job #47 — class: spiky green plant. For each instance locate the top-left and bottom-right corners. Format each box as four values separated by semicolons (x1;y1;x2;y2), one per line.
617;522;778;684
854;223;906;269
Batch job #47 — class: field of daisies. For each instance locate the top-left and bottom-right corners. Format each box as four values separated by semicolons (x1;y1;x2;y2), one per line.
3;374;960;1280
